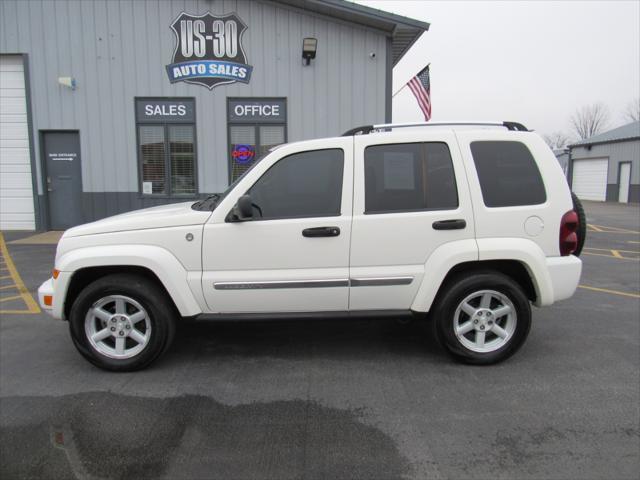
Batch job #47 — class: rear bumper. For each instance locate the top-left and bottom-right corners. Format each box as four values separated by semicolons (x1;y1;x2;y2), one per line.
546;255;582;304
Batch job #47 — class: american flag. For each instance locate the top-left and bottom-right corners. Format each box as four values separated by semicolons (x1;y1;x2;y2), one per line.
407;65;431;121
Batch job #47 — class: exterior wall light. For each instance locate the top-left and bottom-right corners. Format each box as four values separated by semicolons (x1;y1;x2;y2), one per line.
302;37;317;65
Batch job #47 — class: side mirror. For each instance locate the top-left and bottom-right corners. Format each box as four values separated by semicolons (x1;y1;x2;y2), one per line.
237;195;253;219
227;194;253;222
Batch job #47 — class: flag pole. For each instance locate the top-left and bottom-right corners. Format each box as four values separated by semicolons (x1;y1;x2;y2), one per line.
392;63;430;98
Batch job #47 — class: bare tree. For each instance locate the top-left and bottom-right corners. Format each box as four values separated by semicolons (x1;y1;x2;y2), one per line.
622;98;640;122
543;131;572;150
570;103;609;140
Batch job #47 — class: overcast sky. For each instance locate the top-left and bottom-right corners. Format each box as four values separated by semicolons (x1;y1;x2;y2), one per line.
356;0;640;138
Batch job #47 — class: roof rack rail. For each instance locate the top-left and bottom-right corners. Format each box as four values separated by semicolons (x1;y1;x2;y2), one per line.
341;121;529;136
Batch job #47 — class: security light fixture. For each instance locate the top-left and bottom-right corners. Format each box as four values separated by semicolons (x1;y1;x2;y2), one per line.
302;37;317;65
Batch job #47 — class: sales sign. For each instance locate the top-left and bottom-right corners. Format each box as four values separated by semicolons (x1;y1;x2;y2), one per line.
135;98;195;123
166;12;253;90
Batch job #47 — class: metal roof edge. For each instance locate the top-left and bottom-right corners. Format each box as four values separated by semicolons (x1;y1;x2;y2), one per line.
317;0;430;31
569;136;640;149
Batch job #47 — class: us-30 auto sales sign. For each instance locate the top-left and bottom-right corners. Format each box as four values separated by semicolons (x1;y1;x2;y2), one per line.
166;12;253;89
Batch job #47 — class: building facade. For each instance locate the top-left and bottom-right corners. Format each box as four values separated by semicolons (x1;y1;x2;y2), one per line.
0;0;428;230
568;121;640;203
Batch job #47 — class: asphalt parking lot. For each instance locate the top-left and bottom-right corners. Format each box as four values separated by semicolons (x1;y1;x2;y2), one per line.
1;201;638;480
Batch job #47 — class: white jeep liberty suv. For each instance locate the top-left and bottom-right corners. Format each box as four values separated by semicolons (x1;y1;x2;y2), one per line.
39;121;585;371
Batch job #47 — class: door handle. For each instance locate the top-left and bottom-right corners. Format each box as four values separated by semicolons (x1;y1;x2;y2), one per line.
432;219;467;230
47;176;53;192
302;226;340;237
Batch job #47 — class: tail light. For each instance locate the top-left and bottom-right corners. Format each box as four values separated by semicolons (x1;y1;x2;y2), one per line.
559;210;579;256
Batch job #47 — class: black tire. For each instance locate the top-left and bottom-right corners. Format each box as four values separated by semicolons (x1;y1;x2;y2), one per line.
571;191;587;257
68;273;176;371
432;271;532;365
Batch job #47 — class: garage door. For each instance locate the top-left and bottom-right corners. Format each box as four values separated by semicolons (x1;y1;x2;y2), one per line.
0;55;35;230
572;158;608;201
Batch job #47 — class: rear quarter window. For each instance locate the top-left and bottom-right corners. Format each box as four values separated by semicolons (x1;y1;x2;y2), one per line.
470;141;546;207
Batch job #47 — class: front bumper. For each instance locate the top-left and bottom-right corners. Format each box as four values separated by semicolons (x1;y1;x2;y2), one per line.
38;278;54;316
37;272;72;320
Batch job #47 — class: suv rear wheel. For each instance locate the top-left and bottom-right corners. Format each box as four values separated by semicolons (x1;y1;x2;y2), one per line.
432;272;531;364
68;274;176;371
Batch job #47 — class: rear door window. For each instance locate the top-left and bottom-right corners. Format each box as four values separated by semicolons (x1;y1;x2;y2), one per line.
470;141;546;207
364;142;458;214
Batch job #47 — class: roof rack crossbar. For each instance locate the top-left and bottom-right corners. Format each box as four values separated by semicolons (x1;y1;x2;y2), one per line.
341;121;529;136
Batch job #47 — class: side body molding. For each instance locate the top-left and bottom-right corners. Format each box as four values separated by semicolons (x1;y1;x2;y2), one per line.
56;245;203;317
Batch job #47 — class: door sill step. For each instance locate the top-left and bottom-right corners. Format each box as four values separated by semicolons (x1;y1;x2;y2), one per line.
192;310;421;322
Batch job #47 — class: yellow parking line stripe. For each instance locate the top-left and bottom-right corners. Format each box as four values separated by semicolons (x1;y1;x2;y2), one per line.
0;232;41;314
610;250;624;258
582;251;639;261
0;275;11;281
0;295;22;303
629;241;640;244
0;284;17;291
579;285;640;299
588;224;640;234
584;247;640;254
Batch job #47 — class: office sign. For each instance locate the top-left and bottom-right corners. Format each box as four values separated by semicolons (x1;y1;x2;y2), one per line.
166;12;253;89
227;98;287;124
135;99;195;123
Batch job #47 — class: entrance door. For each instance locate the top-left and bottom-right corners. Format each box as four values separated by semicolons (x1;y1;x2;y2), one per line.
42;131;83;229
618;163;631;203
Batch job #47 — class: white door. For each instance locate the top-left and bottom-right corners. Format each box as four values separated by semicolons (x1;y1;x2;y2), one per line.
0;55;35;230
201;138;353;313
349;131;475;310
572;158;608;201
618;163;631;203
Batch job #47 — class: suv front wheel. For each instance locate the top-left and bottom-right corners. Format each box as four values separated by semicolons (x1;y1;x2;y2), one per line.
68;274;176;371
432;272;532;364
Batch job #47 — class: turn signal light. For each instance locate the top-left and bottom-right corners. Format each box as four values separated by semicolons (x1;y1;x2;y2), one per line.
559;210;579;256
43;295;53;306
52;269;60;279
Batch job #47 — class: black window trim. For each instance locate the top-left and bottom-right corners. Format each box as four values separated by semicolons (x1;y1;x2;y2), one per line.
363;141;460;215
135;96;199;198
470;140;547;208
234;147;346;222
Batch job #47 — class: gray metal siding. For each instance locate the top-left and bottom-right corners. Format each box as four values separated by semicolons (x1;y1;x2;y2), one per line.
570;139;640;202
1;0;388;204
571;140;640;185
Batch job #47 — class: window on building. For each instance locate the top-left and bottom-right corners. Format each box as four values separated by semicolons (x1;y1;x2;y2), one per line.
248;149;344;220
228;98;287;183
136;98;197;196
470;141;546;207
364;142;458;214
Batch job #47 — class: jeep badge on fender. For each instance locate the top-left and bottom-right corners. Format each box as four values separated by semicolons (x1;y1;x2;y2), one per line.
166;12;253;89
